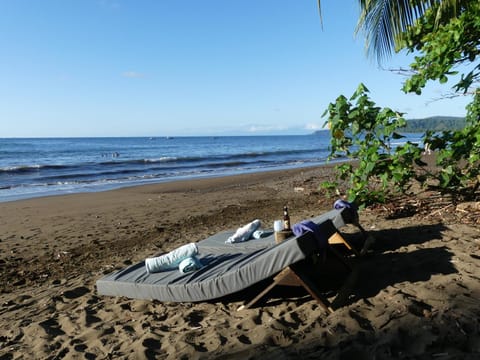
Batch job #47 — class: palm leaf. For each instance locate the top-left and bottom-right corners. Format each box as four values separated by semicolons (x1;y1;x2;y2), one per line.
317;0;466;62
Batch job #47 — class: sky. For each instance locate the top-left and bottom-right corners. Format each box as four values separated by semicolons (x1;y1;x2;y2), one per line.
0;0;472;137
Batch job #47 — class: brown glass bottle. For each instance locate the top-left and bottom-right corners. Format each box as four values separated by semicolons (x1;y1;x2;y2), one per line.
283;206;291;231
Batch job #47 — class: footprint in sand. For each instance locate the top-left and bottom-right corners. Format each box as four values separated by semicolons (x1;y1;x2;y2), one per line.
348;309;375;331
62;286;89;299
39;318;65;338
85;307;102;326
142;337;166;359
237;334;252;345
190;341;208;352
184;309;205;327
69;338;96;359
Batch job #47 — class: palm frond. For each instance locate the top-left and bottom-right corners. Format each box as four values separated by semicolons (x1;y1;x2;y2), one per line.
356;0;465;62
317;0;323;28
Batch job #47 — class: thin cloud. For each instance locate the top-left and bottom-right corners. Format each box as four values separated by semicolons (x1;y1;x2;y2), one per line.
304;123;323;131
247;124;288;133
122;71;145;78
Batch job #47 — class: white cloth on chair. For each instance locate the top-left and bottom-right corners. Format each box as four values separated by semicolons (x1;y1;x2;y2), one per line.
145;242;198;273
225;219;261;244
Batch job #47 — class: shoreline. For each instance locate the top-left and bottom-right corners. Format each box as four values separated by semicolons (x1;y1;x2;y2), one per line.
0;134;340;205
1;164;479;359
0;162;336;204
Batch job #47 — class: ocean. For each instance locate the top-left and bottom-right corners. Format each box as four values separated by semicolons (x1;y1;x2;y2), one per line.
0;133;422;202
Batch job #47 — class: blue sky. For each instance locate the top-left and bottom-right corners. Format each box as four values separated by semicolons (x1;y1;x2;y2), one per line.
0;0;471;137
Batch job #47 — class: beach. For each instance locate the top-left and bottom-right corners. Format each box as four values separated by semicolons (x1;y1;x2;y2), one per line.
1;165;479;359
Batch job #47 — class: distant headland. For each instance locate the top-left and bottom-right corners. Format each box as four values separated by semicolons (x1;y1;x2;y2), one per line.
401;116;466;133
313;116;466;135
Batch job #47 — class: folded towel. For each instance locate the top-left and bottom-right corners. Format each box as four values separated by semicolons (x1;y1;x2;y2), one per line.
225;219;261;244
333;199;359;223
252;230;264;239
178;256;203;274
145;242;198;273
333;199;357;211
292;220;328;250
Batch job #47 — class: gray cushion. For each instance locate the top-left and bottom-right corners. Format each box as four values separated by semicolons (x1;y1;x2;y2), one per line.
95;208;351;302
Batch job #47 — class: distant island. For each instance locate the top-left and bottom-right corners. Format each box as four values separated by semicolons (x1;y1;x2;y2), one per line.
401;116;466;133
313;116;465;135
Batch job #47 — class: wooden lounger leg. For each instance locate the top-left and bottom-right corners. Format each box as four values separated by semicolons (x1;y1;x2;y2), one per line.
289;263;334;313
354;220;368;240
237;226;355;312
327;241;352;271
328;232;352;250
237;268;293;311
321;219;360;257
238;265;334;313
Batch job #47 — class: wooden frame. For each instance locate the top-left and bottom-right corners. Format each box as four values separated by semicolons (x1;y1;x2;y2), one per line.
237;230;352;313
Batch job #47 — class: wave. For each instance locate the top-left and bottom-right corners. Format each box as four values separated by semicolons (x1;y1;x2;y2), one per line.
1;147;327;175
97;148;325;166
0;156;329;191
0;143;331;201
0;136;334;202
0;164;69;174
20;159;271;184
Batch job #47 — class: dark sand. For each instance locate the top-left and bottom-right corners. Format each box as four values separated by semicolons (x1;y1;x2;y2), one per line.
1;165;479;359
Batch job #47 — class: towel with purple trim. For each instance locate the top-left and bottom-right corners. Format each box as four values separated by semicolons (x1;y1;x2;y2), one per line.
334;199;359;223
292;220;328;250
333;199;357;211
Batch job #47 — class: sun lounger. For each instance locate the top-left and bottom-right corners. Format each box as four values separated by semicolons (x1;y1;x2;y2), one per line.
96;208;360;311
197;207;361;255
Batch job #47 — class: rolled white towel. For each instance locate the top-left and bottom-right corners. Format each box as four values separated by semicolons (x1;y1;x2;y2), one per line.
178;256;203;274
145;242;198;273
225;219;261;244
253;230;265;239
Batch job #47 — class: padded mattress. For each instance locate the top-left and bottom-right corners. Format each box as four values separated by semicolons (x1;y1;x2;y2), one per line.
96;231;318;302
96;208;351;302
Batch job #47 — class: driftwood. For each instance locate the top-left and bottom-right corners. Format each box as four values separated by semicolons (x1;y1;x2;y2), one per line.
370;191;480;225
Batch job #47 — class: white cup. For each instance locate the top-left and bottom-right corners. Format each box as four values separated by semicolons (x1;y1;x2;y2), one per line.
273;220;283;232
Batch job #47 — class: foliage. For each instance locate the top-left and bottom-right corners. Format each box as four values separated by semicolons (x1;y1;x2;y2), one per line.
422;90;480;196
401;1;480;198
322;84;423;207
401;2;480;95
322;1;480;206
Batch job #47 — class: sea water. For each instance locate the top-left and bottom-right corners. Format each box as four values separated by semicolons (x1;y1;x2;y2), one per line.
0;133;422;202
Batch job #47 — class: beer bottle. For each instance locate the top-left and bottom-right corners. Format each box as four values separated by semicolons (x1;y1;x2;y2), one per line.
283;206;291;231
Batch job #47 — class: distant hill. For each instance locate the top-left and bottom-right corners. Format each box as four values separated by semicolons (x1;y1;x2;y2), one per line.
312;116;466;135
402;116;466;133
